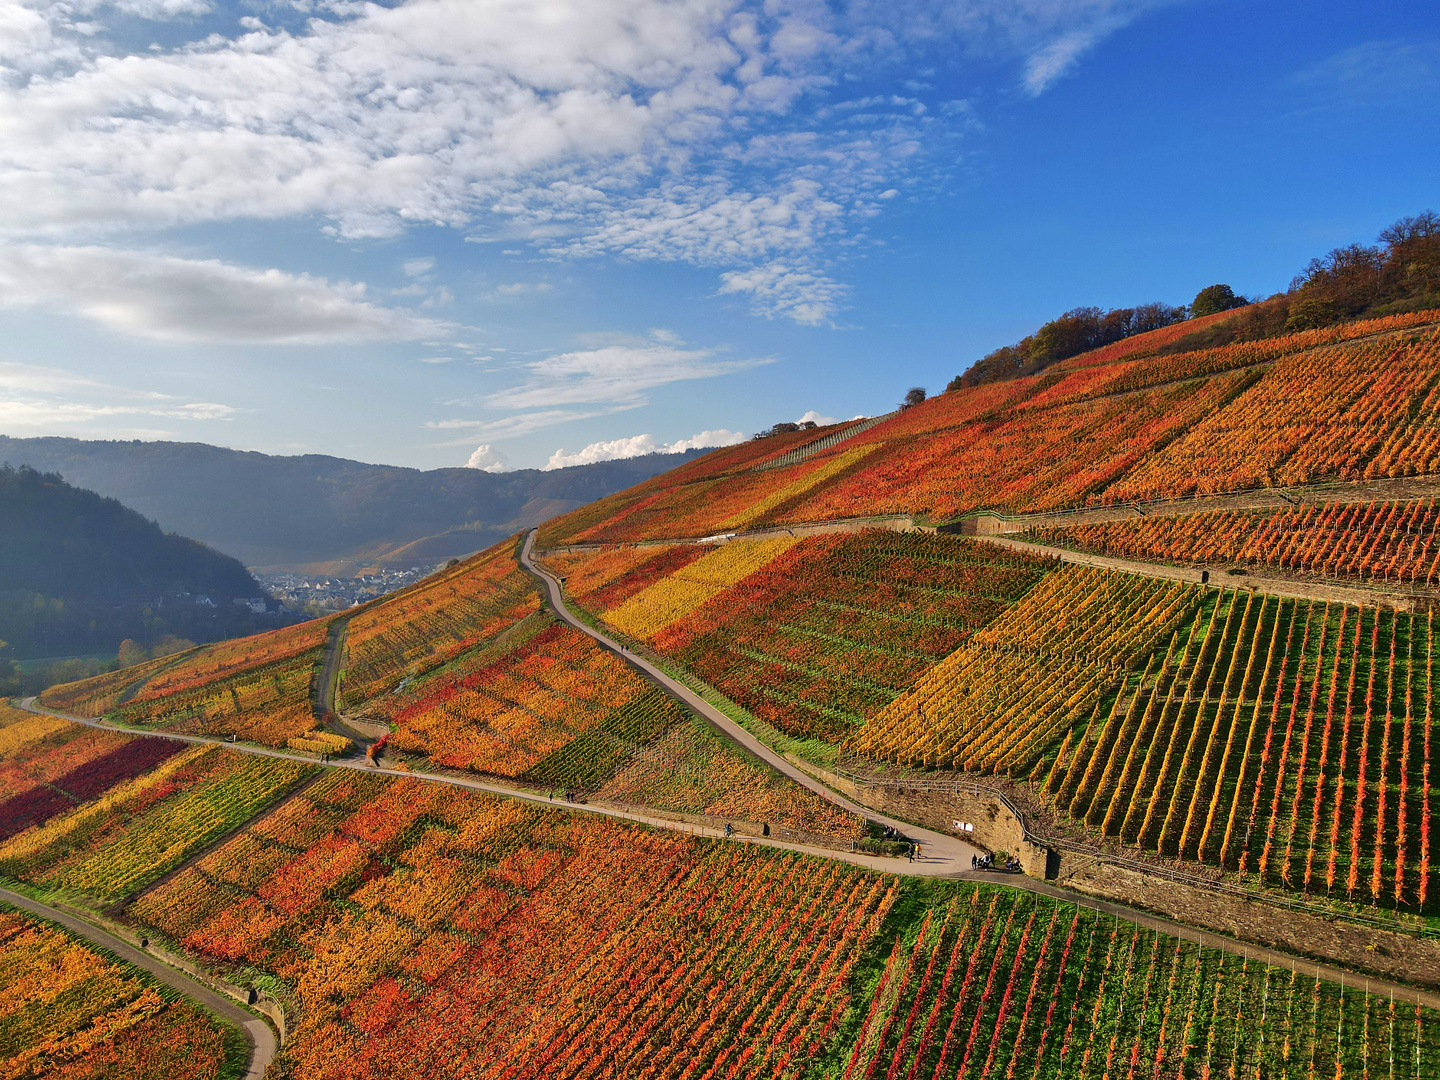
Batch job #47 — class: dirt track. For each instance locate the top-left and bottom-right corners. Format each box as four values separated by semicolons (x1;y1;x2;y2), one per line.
973;534;1426;610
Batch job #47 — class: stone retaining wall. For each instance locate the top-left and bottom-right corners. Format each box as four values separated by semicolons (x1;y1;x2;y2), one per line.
782;755;1053;877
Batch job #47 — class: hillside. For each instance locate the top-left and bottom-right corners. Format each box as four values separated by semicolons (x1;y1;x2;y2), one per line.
8;304;1440;1078
537;309;1440;543
0;465;288;664
0;437;706;571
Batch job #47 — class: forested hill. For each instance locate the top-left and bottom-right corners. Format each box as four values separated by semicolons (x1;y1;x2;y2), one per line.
0;464;284;662
0;465;258;598
0;438;705;570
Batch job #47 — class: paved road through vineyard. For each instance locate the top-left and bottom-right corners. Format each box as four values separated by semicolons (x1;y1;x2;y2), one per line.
0;886;278;1080
518;528;986;872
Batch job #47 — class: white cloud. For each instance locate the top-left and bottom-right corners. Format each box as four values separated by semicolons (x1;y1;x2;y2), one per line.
465;443;510;472
545;433;661;469
427;407;623;444
665;427;745;452
544;427;744;469
0;244;445;343
402;257;436;277
796;409;837;425
0;0;1164;325
0;360;235;435
486;343;769;411
489;281;555;298
1288;40;1440;107
717;260;849;324
1020;26;1104;95
111;0;213;17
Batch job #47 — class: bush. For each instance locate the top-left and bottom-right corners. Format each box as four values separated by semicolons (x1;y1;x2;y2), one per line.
1284;293;1346;332
856;838;913;857
1190;283;1248;318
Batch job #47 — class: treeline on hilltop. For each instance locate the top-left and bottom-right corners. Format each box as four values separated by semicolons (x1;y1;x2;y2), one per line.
951;300;1195;388
952;209;1440;388
0;464;296;691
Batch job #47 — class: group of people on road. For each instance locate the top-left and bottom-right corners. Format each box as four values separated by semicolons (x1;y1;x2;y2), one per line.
971;853;1022;872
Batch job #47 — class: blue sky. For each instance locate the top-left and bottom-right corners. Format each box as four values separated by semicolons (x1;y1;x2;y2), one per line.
0;0;1436;471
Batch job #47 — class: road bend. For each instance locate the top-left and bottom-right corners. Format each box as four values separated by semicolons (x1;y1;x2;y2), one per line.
16;620;1440;1007
0;886;277;1079
518;528;984;873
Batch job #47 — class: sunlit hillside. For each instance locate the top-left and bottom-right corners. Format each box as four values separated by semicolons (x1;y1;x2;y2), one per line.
8;305;1440;1079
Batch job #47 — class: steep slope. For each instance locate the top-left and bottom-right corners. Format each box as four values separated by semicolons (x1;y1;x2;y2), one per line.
16;293;1440;1077
1;725;1434;1079
538;310;1440;545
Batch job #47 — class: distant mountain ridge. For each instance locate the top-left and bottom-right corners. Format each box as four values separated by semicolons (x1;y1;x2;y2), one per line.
0;437;705;571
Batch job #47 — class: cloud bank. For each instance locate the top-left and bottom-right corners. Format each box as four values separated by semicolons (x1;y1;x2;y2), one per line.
544;428;744;470
0;245;443;343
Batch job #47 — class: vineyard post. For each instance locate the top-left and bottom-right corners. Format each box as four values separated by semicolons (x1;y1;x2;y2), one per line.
1388;990;1395;1080
1363;981;1370;1080
1338;975;1345;1080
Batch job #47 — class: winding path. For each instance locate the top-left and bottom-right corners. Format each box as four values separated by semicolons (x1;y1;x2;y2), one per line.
518;529;983;873
16;695;966;877
16;589;1440;1011
313;617;376;747
0;886;277;1080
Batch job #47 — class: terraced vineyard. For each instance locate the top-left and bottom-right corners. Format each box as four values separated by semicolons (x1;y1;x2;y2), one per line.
853;565;1196;771
72;766;1424;1080
0;905;246;1079
0;706;183;841
132;774;890;1079
111;646;322;747
1106;322;1440;500
537;311;1440;547
603;536;801;639
1049;596;1438;911
1030;498;1440;584
596;715;862;838
35;614;339;746
0;741;314;899
35;649;193;719
546;531;1055;743
834;885;1439;1080
10;302;1440;1076
791;371;1257;523
339;538;540;707
374;616;684;781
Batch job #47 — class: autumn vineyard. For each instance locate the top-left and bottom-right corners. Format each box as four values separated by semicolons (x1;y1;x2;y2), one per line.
6;305;1440;1078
